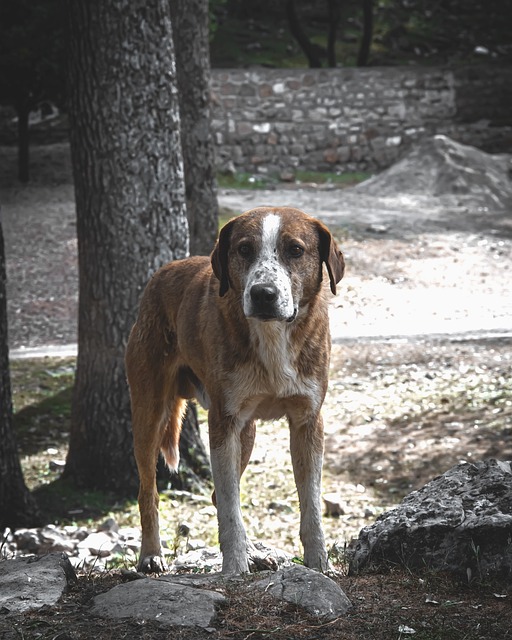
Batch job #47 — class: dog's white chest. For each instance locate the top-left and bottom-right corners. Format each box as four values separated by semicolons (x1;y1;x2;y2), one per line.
225;320;319;422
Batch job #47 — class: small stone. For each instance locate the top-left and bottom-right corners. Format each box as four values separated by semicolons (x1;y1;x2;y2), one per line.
323;493;346;517
253;565;352;620
364;506;377;519
98;518;119;533
49;459;66;471
78;532;117;557
279;170;295;182
268;500;293;513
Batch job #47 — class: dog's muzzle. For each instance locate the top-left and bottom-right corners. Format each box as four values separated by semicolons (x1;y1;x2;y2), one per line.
248;283;296;322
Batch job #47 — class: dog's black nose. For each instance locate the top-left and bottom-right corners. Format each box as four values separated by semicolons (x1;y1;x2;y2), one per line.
250;283;278;306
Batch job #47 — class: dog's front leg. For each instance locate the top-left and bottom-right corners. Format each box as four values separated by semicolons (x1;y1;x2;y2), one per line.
289;412;328;572
209;411;249;575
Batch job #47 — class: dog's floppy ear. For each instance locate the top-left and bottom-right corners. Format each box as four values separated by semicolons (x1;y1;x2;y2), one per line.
211;218;235;297
316;220;345;295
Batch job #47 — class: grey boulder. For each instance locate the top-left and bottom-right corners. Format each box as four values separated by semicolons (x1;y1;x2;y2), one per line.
0;553;76;614
253;565;352;620
90;577;226;628
348;459;512;580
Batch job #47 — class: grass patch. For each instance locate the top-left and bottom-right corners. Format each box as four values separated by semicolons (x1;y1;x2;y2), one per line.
217;171;277;190
217;170;370;190
10;358;138;525
294;170;371;186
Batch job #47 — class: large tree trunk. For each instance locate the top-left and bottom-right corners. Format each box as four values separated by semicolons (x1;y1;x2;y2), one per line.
64;0;190;494
0;223;40;528
171;0;218;257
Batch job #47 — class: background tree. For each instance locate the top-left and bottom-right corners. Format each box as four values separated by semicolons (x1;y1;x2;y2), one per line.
285;0;325;68
357;0;373;66
171;0;219;256
64;0;211;494
0;222;40;529
0;0;65;182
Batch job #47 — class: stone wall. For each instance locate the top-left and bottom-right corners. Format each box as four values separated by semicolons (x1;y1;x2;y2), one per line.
210;66;512;175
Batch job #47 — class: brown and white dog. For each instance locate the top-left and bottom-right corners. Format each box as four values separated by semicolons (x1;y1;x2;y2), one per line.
125;206;345;575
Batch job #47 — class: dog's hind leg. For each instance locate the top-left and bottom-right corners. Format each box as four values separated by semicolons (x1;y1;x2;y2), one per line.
131;399;167;573
127;342;182;574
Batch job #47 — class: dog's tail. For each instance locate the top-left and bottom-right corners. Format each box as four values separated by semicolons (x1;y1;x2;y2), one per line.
160;398;188;472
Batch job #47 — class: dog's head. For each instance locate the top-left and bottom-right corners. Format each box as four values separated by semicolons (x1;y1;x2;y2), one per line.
211;207;344;323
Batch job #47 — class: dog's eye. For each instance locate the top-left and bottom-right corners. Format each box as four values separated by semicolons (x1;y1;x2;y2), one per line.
238;243;253;258
288;244;305;258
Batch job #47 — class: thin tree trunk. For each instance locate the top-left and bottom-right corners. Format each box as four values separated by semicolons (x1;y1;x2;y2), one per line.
171;0;218;257
0;222;40;528
286;0;323;68
64;0;189;494
327;0;341;68
357;0;373;67
16;101;30;183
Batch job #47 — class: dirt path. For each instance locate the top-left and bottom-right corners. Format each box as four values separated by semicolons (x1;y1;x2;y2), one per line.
3;143;512;352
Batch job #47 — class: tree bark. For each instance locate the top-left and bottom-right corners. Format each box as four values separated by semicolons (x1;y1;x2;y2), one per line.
357;0;374;67
286;0;324;68
16;100;30;183
170;0;219;257
0;222;40;528
64;0;190;494
327;0;341;68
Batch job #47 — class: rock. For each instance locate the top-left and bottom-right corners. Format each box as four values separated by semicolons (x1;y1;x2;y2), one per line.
323;492;347;517
90;578;226;628
171;542;292;574
0;553;76;614
247;541;293;572
357;135;512;210
98;517;119;534
253;565;352;620
77;531;119;558
348;459;512;580
279;170;295;182
172;547;223;573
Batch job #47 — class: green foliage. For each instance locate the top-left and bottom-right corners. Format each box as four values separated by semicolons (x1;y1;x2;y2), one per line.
210;0;512;68
293;170;371;186
216;170;370;189
209;0;227;39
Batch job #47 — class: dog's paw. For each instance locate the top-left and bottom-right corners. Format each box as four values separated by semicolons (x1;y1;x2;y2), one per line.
138;554;168;574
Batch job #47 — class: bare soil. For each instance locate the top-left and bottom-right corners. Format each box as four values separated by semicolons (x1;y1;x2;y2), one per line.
1;143;512;638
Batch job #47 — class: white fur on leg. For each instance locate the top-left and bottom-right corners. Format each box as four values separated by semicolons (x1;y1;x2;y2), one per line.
290;431;328;572
299;452;328;571
210;430;249;574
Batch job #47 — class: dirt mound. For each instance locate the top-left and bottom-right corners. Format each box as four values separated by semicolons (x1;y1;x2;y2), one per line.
357;135;512;209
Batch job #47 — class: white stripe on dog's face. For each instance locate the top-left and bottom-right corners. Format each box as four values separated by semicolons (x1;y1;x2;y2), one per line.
242;213;296;322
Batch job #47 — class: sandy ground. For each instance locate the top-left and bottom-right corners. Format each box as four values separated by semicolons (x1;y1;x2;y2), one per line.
2;143;512;352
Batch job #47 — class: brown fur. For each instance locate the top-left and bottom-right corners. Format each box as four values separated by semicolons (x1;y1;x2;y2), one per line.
125;207;344;574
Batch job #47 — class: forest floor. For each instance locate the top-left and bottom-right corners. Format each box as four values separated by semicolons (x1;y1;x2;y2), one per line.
1;142;512;639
